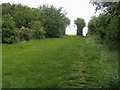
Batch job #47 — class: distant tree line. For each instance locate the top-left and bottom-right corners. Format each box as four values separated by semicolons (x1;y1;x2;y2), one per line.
1;3;70;43
88;1;120;49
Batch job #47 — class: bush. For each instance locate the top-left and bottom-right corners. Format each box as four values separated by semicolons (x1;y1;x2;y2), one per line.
88;2;120;50
19;26;32;41
2;14;19;43
31;21;46;39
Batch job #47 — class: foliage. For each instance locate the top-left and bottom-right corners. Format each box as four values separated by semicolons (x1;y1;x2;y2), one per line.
2;14;19;43
1;3;70;43
31;21;46;39
2;3;35;29
19;26;32;41
88;2;120;49
74;18;86;36
39;5;70;38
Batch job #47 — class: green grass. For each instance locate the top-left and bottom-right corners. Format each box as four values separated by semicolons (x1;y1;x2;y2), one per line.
2;36;118;88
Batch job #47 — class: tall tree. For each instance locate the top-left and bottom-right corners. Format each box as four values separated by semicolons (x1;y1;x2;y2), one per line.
74;18;86;36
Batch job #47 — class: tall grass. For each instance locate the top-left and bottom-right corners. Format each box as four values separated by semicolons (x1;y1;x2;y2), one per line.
84;36;118;88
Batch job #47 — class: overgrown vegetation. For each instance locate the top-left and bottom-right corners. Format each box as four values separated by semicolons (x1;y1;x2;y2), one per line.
2;3;70;43
3;37;118;88
88;2;120;49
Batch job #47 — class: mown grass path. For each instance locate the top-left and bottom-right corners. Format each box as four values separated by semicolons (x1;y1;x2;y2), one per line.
3;37;118;88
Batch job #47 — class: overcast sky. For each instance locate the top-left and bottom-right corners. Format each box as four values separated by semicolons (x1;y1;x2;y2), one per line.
0;0;98;35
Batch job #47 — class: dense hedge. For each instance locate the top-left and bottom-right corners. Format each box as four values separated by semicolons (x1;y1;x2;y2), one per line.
2;3;70;43
88;2;120;49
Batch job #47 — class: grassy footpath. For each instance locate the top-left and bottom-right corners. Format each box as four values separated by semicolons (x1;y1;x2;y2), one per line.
2;36;118;88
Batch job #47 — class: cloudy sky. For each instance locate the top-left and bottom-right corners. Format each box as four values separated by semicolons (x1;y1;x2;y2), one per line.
0;0;98;35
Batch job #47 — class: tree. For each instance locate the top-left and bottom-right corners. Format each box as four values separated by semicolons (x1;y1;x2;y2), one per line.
2;3;36;29
74;18;86;36
39;5;70;38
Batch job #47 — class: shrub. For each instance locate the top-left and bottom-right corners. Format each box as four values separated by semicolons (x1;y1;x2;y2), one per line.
2;14;19;43
19;26;32;41
31;21;46;39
